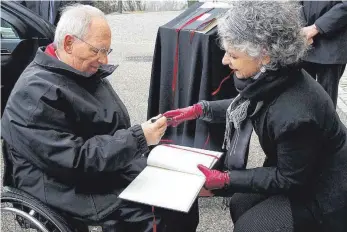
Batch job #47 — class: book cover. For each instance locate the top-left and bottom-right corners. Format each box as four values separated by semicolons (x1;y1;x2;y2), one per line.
174;2;230;34
119;144;223;212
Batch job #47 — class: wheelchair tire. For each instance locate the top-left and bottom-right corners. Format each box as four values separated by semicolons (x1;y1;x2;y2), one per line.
1;187;74;232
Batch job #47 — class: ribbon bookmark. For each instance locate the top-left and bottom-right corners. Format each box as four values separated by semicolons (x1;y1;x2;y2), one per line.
162;144;219;160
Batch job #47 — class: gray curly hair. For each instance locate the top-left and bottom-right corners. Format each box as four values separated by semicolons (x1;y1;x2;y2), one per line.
218;1;309;70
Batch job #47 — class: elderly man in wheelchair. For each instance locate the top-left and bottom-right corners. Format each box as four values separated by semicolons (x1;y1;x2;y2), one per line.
1;4;199;232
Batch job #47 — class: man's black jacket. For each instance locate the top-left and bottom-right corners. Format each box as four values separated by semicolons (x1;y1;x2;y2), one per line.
1;48;149;221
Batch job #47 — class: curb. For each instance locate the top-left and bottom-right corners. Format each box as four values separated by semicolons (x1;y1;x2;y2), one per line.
338;85;347;122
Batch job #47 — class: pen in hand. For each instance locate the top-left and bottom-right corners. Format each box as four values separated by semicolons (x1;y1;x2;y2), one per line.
151;115;172;123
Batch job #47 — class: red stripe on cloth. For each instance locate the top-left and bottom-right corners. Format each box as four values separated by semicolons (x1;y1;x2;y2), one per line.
189;30;195;44
172;34;180;101
211;70;234;96
162;144;219;160
152;206;157;232
172;8;215;105
203;133;210;150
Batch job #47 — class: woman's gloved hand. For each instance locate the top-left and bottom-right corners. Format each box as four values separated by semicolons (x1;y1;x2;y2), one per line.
163;104;203;127
197;164;230;190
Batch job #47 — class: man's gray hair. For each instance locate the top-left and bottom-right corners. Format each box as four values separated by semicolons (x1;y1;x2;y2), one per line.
54;4;106;49
218;1;309;70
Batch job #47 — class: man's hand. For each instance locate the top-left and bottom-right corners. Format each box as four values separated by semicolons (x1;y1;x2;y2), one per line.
301;24;319;44
197;164;230;190
163;104;203;127
141;115;167;146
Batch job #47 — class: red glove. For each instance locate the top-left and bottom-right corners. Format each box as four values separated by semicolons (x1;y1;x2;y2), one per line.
197;164;230;190
163;104;203;127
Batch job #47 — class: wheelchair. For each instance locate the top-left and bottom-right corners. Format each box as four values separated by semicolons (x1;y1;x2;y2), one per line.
1;186;74;232
1;142;99;232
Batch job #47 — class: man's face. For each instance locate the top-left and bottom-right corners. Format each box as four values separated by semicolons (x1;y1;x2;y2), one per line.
68;17;112;74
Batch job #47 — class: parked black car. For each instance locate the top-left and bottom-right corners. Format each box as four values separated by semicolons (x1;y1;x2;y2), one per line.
1;1;54;115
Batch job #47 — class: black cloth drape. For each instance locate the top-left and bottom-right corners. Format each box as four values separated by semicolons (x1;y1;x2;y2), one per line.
147;3;237;151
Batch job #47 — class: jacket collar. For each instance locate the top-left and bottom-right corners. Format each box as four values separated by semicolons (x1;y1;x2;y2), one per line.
34;45;118;80
45;43;57;57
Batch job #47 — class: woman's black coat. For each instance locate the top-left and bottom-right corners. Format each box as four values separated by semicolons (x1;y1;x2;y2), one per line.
202;68;347;231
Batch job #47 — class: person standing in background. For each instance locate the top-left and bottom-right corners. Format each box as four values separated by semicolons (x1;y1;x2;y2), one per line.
301;1;347;108
20;1;94;26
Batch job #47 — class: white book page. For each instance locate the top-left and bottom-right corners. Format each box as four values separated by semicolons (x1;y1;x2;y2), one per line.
119;166;205;213
147;145;223;176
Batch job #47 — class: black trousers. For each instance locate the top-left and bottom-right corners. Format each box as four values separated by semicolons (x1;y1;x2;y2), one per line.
229;193;319;232
67;199;199;232
101;200;199;232
302;62;346;108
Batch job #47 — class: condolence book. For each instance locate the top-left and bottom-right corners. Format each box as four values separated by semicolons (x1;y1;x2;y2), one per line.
119;144;223;212
174;2;230;34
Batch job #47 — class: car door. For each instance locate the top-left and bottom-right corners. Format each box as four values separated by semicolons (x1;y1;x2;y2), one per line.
1;1;55;115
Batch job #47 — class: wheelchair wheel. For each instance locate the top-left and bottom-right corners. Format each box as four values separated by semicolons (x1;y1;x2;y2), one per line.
1;187;74;232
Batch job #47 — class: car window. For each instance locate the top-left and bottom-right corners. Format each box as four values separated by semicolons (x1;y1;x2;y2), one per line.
1;18;20;39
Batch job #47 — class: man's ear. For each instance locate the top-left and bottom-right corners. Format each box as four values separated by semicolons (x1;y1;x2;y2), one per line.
64;35;74;54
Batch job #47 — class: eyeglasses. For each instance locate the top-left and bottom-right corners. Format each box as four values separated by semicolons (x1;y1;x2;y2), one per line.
73;35;113;56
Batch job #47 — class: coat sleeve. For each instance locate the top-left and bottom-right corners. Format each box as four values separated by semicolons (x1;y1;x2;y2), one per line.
9;120;149;182
227;121;319;194
314;1;347;34
199;99;233;123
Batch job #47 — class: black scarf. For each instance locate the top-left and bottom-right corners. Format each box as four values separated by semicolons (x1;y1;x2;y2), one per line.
233;75;255;92
237;66;301;101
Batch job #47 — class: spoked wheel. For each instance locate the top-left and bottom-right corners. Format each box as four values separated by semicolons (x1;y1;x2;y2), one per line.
1;187;73;232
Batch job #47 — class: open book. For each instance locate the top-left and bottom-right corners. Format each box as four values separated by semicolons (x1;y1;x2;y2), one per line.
119;144;223;212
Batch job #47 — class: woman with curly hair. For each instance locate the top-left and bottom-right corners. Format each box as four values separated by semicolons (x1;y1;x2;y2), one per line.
164;1;347;231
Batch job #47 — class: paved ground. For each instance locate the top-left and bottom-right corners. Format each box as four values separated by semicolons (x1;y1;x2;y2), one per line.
337;68;347;121
1;10;347;232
